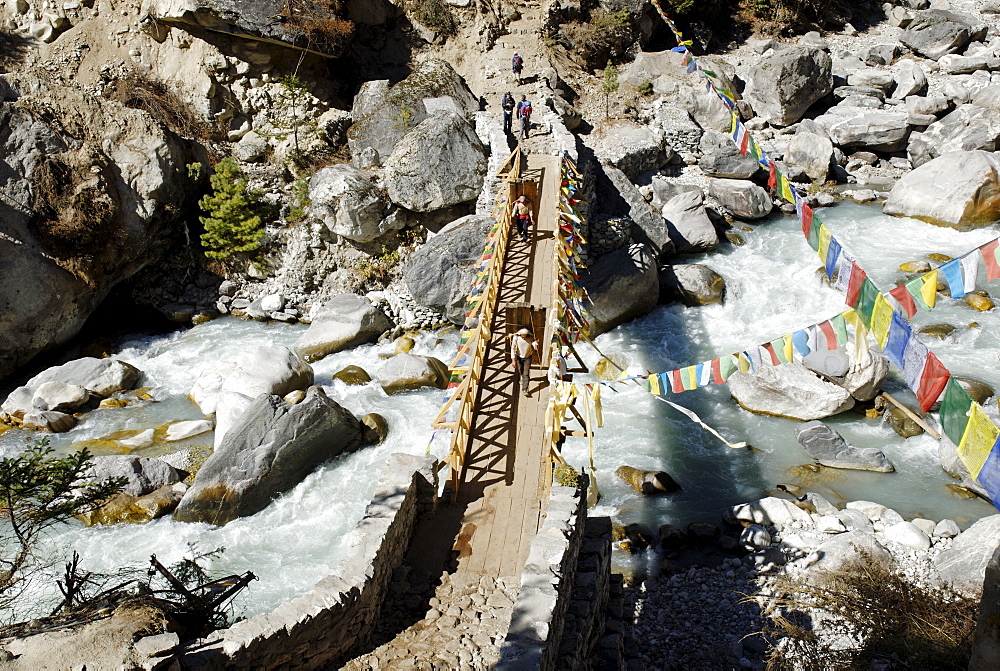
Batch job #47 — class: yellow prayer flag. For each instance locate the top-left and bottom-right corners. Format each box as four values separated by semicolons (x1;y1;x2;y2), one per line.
844;309;870;361
737;353;750;373
593;384;603;428
783;334;794;363
870;293;893;348
817;225;831;263
922;269;938;309
779;174;794;203
957;403;1000;478
682;366;698;390
649;374;661;396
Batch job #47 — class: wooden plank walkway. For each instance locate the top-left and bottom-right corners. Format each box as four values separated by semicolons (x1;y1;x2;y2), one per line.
452;152;561;578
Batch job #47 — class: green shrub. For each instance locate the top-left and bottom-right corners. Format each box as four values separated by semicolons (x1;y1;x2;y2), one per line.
198;158;264;260
353;247;402;287
287;174;312;223
408;0;456;35
554;464;581;488
638;79;654;96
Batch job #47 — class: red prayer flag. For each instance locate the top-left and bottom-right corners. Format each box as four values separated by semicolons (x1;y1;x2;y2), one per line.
767;162;777;191
981;239;1000;281
761;342;780;365
800;202;814;238
917;352;950;412
671;369;684;393
889;284;917;318
711;358;724;384
845;264;867;307
818;320;838;350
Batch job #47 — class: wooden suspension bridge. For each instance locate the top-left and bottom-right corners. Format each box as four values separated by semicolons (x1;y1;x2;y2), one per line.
422;145;595;577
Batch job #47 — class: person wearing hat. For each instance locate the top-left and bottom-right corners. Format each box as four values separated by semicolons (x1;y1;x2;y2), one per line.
512;195;534;243
510;328;538;397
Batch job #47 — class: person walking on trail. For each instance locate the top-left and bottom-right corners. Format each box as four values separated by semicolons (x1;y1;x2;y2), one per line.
517;95;532;139
512;52;524;84
510;328;538;397
513;194;534;243
501;92;515;134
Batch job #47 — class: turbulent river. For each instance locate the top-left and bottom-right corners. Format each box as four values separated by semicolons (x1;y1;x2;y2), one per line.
2;201;999;618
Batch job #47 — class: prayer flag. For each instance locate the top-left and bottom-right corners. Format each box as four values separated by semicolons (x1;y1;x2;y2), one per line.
698;362;713;386
818;320;838;350
720;355;738;381
783;334;794;363
767;162;777;191
980;239;1000;281
649;373;661;395
825;237;842;279
732;115;750;155
658;373;668;397
817;225;831;263
846;264;867;307
870;293;893;348
830;313;848;347
798;200;814;239
833;251;855;292
779;173;795;203
737;352;751;373
762;342;781;366
902;335;929;392
974;439;1000;508
884;311;911;370
792;329;811;356
856;279;880;327
957;403;1000;478
939;377;974;445
671;369;684;393
905;272;932;312
682;366;698;390
961;252;979;294
807;216;821;251
917;351;950;412
889;284;917;318
940;259;966;298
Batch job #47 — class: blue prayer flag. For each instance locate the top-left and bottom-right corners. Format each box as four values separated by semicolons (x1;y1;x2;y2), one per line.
884;310;911;370
825;237;842;279
940;259;966;298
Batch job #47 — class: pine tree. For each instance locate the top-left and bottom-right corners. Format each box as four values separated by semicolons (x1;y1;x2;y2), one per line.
602;61;619;119
198;158;263;260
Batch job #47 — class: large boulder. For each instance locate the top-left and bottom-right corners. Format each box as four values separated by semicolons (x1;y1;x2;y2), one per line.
698;131;760;179
403;215;494;324
794;421;895;472
785;130;833;182
581;244;659;336
346;59;479;165
307;164;395;243
935;515;1000;596
884;150;1000;229
742;47;833;126
660;190;718;253
892;60;929;99
383;111;487;212
900;9;983;61
594;165;673;260
2;357;141;421
189;345;314;417
724;496;813;526
0;74;188;381
659;263;725;306
813;106;910;152
907;105;1000;168
376;353;449;394
294;294;391;362
88;455;186;497
174;387;364;525
707;179;773;220
588;119;671;180
810;530;893;572
729;363;855;420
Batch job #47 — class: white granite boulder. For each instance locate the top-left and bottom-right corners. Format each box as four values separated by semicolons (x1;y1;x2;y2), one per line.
308;164;395;243
707;179;773;220
742;47;833;126
294;294;391;362
884;150;1000;229
795;421;894;472
377;353;450;394
729;363;855;420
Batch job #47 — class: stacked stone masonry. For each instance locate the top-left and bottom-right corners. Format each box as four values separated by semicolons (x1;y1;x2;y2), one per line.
174;453;438;670
496;481;587;670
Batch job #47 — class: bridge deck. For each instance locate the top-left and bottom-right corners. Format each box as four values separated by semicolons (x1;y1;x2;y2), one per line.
452;152;560;577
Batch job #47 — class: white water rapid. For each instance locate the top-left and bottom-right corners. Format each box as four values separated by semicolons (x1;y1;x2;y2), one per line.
2;202;998;618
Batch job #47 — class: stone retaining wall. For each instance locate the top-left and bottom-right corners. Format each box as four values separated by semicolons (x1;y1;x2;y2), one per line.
556;516;614;670
496;480;587;670
175;453;438;670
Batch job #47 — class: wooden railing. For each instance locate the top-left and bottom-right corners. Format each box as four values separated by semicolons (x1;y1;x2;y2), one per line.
436;146;525;500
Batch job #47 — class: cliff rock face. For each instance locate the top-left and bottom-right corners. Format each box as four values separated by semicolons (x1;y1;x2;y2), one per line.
0;74;188;380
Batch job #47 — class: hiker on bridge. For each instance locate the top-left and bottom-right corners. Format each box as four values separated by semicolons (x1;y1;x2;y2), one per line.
517;95;532;140
513;194;534;243
501;92;515;134
510;328;538;397
512;52;524;84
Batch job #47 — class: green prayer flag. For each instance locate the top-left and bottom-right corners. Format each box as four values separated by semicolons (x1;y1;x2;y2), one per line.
856;279;879;327
940;377;974;445
905;275;930;312
830;313;848;346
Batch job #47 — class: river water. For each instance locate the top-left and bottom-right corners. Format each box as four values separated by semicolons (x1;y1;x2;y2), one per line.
2;202;998;618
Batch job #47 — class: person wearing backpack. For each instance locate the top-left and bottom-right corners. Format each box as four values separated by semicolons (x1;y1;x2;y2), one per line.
511;52;524;84
517;96;532;139
512;194;534;243
501;92;515;134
